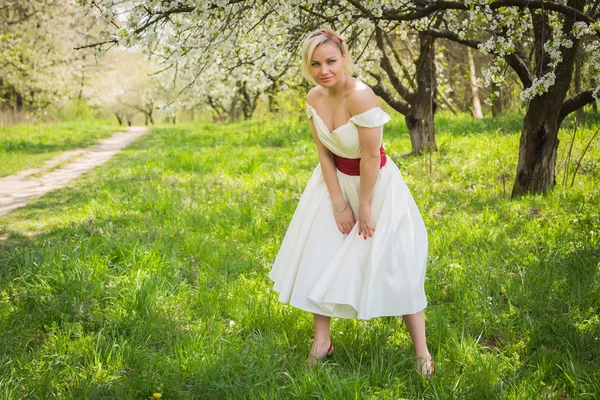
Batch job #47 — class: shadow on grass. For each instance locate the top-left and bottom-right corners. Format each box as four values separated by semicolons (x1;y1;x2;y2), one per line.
0;140;71;155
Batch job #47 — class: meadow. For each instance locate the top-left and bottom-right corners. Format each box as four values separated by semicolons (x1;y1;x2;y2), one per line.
0;120;118;177
0;110;599;399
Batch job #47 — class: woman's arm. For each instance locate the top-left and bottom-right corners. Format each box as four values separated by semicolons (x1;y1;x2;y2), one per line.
308;117;356;234
347;87;381;239
357;125;381;239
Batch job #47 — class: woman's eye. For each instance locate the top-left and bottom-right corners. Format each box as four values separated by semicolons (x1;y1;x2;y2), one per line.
328;60;336;64
311;63;319;67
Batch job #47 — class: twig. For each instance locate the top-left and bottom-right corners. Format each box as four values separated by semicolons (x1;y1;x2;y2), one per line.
570;124;600;187
563;122;577;189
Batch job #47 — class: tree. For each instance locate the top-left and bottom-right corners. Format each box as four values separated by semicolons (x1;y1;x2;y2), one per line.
0;0;101;120
366;27;439;153
415;0;599;195
467;47;484;119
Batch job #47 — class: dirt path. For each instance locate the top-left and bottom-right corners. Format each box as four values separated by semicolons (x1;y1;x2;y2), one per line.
0;126;148;218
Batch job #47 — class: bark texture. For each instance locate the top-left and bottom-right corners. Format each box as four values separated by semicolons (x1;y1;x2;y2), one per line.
370;28;437;154
512;1;584;196
467;47;483;119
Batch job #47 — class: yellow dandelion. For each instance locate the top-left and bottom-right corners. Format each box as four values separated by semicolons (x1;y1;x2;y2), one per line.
152;393;162;399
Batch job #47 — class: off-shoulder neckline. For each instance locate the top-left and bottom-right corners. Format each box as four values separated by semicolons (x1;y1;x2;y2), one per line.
306;104;385;134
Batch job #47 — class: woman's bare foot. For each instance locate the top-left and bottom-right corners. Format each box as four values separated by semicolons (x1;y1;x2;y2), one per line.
306;340;334;365
308;314;333;365
416;353;434;377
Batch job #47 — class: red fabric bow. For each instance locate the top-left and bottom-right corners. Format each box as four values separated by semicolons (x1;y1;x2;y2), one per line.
319;29;343;44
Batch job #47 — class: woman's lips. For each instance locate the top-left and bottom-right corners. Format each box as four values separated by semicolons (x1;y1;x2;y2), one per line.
320;77;333;82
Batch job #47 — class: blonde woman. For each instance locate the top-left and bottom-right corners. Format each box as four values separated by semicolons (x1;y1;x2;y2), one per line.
269;29;433;376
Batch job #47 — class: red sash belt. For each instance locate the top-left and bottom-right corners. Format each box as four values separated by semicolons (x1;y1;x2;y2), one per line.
334;147;387;176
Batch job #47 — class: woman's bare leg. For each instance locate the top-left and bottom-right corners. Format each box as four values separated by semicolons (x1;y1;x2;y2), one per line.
403;310;433;375
307;313;332;364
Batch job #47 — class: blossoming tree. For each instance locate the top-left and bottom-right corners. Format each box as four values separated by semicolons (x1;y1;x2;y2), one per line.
77;0;599;195
411;0;599;195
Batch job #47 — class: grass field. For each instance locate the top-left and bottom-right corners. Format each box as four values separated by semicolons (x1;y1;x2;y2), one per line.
0;120;119;177
0;111;599;399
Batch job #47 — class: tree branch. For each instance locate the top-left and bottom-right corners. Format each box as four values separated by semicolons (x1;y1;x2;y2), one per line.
384;32;417;92
423;28;533;87
558;89;598;125
381;1;595;24
375;26;415;103
74;39;118;50
296;4;338;23
368;72;411;115
133;5;196;36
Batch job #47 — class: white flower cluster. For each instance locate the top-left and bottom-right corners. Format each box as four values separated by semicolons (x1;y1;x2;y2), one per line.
583;41;600;81
518;29;578;102
477;58;506;88
356;18;374;31
543;29;573;70
478;36;515;57
520;71;556;102
571;21;591;38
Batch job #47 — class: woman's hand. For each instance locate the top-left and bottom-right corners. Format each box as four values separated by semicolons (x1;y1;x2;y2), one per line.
334;203;355;235
358;203;375;239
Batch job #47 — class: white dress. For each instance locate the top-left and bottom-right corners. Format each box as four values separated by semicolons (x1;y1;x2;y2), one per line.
269;104;428;320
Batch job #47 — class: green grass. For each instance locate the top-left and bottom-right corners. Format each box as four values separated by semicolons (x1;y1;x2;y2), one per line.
0;111;599;399
0;120;119;177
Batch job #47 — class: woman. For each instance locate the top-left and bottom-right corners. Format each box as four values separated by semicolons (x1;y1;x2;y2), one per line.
269;29;433;376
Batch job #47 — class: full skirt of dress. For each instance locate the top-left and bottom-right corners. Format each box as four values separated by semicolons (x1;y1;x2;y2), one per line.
269;157;428;320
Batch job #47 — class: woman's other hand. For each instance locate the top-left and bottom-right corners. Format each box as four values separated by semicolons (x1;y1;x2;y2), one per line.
334;203;355;235
358;203;375;239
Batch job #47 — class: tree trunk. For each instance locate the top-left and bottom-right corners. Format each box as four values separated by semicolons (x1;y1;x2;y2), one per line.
229;89;240;121
491;83;502;117
370;31;438;154
238;81;256;120
115;112;123;125
592;78;598;111
208;96;226;122
467;47;483;119
268;81;280;113
15;91;23;112
405;100;437;153
78;56;86;100
512;2;583;196
512;100;561;196
409;32;438;153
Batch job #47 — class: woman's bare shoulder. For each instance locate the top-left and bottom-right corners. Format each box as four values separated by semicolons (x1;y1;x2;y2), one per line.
307;86;325;107
347;80;379;115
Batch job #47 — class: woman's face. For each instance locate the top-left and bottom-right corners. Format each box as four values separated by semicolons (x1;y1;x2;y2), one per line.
309;41;346;87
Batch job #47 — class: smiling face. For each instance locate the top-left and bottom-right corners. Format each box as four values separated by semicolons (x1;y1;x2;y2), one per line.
309;41;347;87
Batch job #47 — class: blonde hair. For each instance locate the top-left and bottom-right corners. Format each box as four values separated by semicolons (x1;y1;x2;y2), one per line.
301;29;354;86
